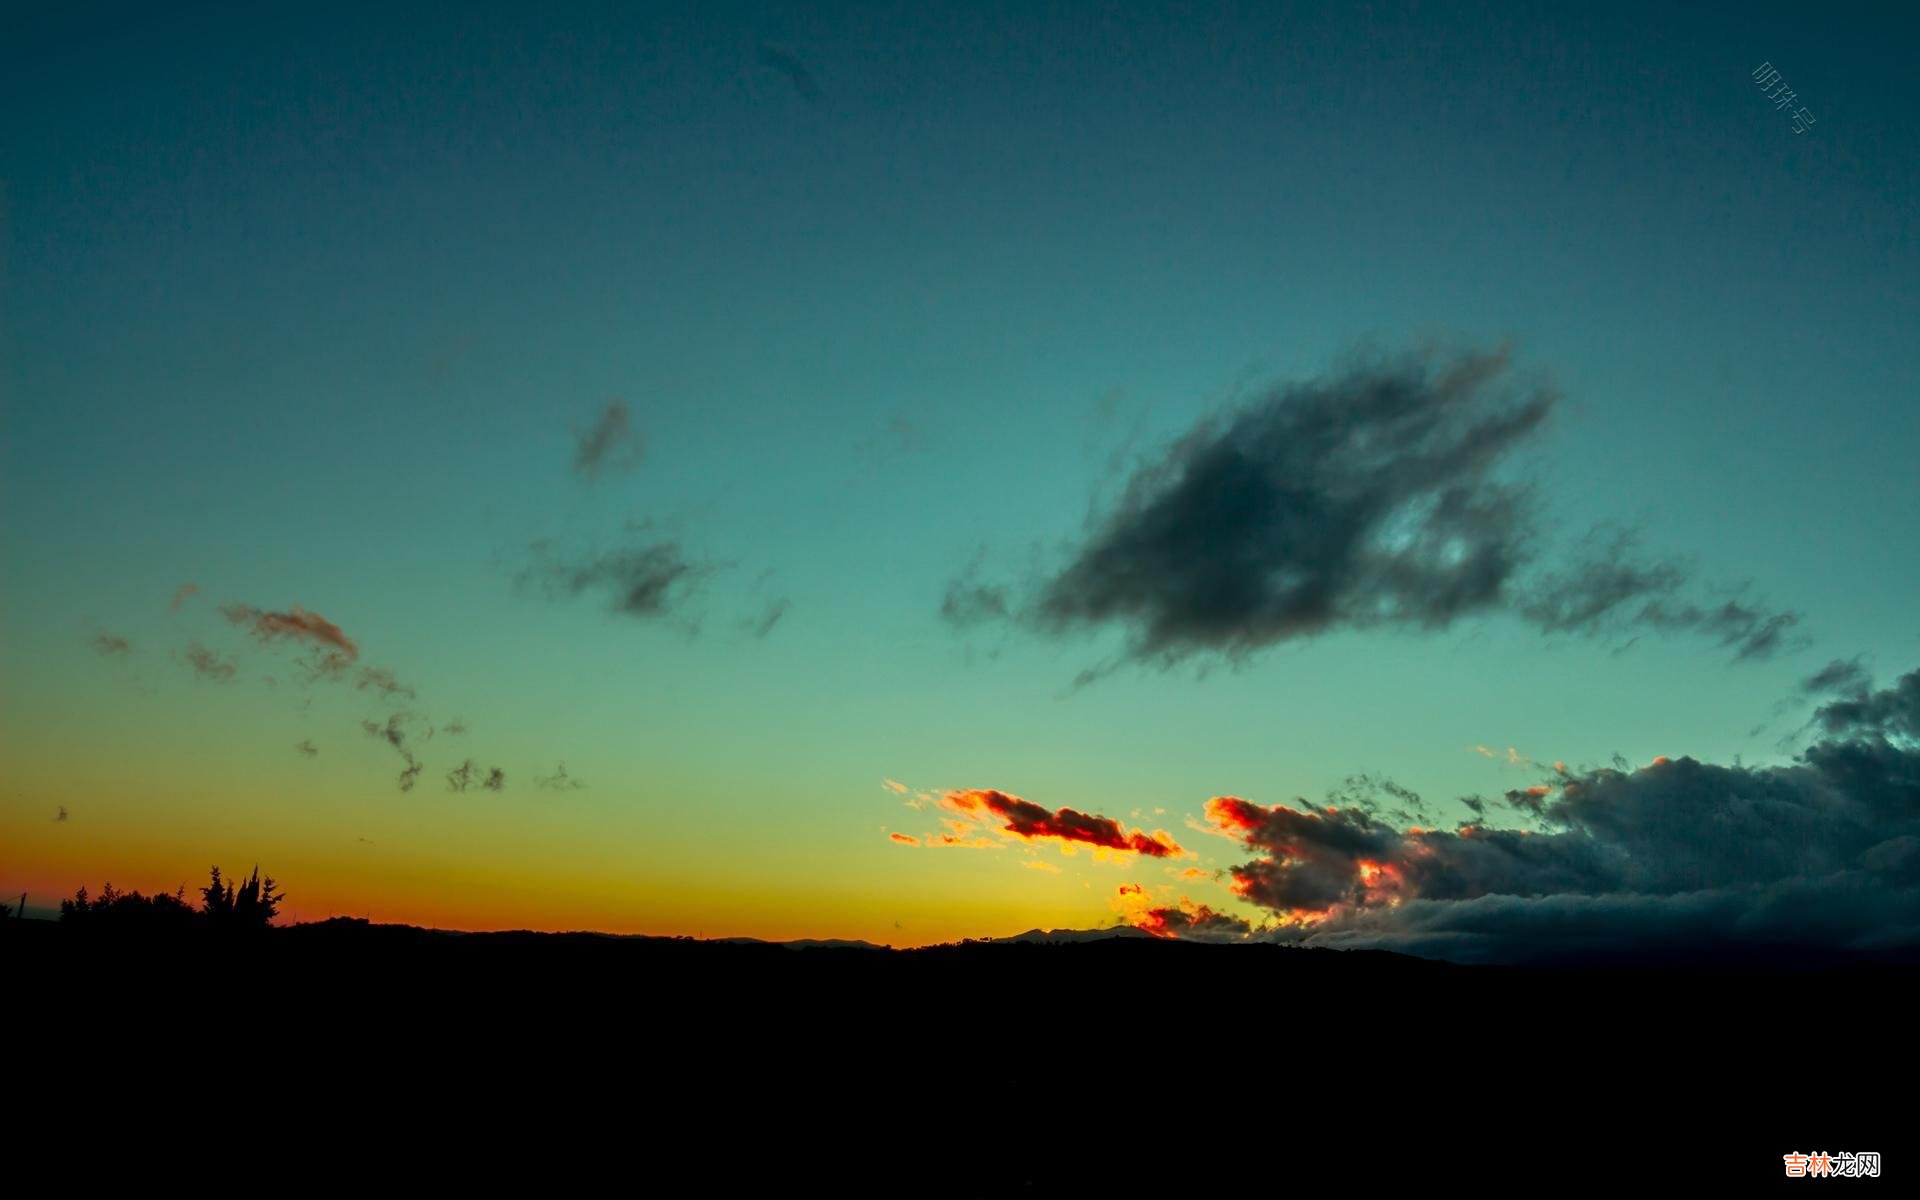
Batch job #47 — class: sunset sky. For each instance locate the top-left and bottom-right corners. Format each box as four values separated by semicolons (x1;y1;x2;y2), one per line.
4;2;1917;955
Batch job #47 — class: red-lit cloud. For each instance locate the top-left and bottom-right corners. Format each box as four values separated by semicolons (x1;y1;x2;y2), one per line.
222;603;358;661
943;788;1183;858
1188;668;1920;960
1111;884;1252;940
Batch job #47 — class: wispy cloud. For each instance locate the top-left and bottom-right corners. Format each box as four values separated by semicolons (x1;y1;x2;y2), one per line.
91;631;132;657
747;597;791;638
536;763;586;791
222;603;358;661
521;539;713;620
362;712;430;792
758;44;825;107
185;642;237;683
1801;657;1871;698
574;400;645;479
1473;745;1533;767
354;666;415;702
445;759;508;793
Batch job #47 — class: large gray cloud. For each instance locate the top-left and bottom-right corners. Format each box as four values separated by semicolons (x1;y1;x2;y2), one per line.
952;348;1801;671
1194;666;1920;963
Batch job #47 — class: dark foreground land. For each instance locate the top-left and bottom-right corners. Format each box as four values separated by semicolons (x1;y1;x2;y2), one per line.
8;917;1909;1189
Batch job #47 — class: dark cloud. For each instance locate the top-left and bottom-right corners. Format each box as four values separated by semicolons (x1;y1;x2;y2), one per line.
222;603;358;661
950;348;1801;671
361;712;424;757
522;540;710;619
940;564;1011;630
536;763;585;791
1031;349;1545;663
1326;773;1429;824
1195;666;1920;962
1117;886;1255;942
1521;552;1803;661
446;759;476;792
444;760;506;793
1500;784;1555;819
56;805;69;823
1801;658;1871;697
295;739;319;758
1146;906;1253;940
748;597;790;638
299;649;354;683
354;666;416;702
170;583;199;611
1813;666;1920;742
944;788;1183;858
758;44;824;106
362;712;431;793
185;642;237;683
574;400;645;478
443;719;468;737
92;631;132;657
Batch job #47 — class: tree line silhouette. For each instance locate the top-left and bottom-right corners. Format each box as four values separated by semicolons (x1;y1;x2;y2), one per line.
50;865;283;931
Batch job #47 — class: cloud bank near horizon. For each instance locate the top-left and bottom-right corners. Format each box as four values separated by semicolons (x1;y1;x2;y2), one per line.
1114;665;1920;962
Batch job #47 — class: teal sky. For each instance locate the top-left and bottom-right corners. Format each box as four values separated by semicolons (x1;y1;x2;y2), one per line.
4;1;1916;942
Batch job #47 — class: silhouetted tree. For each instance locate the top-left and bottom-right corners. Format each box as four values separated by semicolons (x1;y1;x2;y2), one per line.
58;881;196;929
59;865;282;932
228;865;282;927
201;865;234;918
200;864;282;929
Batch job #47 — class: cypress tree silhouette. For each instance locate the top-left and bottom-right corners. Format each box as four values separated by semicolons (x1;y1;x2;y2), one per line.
200;865;282;928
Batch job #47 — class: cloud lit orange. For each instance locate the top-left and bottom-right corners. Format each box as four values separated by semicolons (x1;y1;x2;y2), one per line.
943;788;1183;858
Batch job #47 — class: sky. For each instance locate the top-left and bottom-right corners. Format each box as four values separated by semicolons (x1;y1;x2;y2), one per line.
3;1;1917;955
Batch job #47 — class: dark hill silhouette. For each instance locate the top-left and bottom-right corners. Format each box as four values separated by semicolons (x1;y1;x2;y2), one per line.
6;870;1909;1186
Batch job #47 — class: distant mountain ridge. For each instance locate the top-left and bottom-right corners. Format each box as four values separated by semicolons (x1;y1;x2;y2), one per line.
998;925;1157;944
